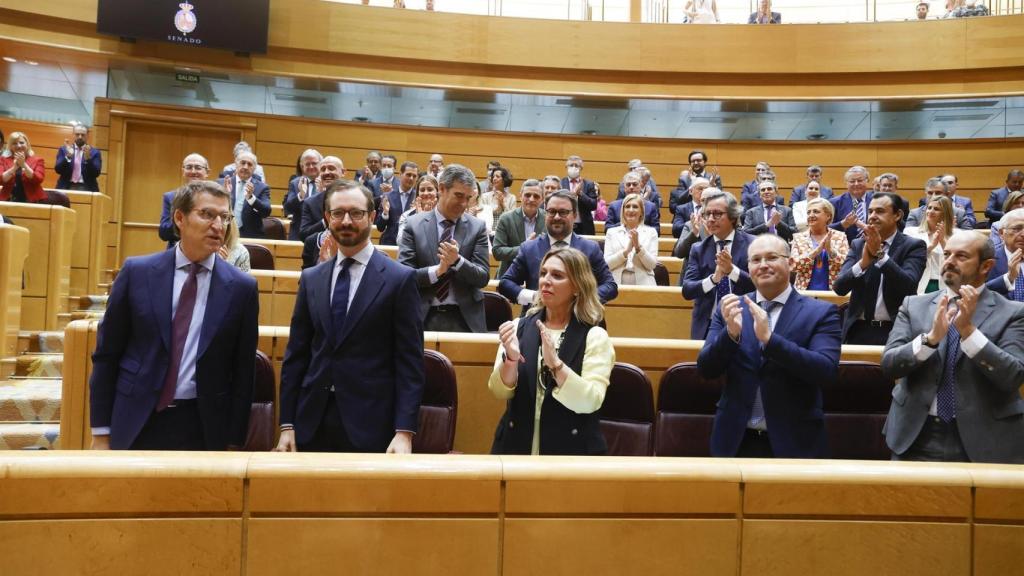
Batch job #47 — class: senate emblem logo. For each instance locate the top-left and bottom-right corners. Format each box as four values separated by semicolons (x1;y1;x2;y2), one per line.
174;2;197;36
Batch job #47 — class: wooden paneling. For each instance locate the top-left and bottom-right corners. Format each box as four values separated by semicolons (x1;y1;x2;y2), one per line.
0;224;29;358
974;524;1024;576
64;190;110;296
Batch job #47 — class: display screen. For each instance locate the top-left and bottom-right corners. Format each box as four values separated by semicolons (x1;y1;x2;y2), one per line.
97;0;270;54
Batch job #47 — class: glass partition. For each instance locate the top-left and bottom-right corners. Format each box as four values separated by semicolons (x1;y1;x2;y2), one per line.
329;0;1021;22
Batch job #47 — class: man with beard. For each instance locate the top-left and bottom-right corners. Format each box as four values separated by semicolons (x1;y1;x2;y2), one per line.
671;149;721;213
276;179;424;453
882;231;1024;463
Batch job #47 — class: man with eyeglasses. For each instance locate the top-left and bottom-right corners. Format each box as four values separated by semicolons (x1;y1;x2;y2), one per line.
159;153;211;248
276;179;424;454
742;180;797;243
427;154;445;178
882;230;1024;463
605;172;660;229
220;151;271;238
493;179;546;279
740;162;773;210
682;188;755;340
399;164;491;333
834;192;927;345
698;234;841;458
499;190;617;312
90;180;258;451
986;208;1024;302
671;149;721;214
829;165;874;244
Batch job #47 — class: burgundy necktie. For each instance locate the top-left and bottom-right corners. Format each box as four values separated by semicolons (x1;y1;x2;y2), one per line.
157;263;200;411
435;219;455;302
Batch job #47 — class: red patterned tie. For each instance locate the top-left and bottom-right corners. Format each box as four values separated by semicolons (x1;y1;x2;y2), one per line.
435;219;455;302
157;263;200;411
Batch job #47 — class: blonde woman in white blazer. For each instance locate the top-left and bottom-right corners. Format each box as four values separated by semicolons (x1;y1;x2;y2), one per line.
604;193;659;286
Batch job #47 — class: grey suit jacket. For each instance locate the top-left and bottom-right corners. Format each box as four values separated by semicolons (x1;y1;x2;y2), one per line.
881;288;1024;463
492;208;546;278
398;209;490;332
741;203;797;242
905;205;972;230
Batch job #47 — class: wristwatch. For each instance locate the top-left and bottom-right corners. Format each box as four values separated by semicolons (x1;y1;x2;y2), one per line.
922;334;939;349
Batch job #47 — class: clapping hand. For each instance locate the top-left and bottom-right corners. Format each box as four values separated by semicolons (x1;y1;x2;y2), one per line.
1008;249;1023;283
82;144;92;159
714;249;734;281
498;320;523;363
952;285;979;339
628;227;640;253
244;180;255;199
841;210;859;230
744;295;772;344
721;294;743;341
925;294;956;346
436;240;460;276
536;320;560;371
62;139;74;157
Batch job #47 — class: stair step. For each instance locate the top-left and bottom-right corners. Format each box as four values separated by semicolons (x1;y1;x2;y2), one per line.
0;423;59;449
78;294;108;311
0;379;61;422
14;355;63;378
70;311;104;322
17;331;64;354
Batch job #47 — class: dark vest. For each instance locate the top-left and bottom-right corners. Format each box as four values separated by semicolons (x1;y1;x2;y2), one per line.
490;310;607;456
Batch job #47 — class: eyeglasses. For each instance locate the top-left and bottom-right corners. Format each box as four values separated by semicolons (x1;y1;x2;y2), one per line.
328;209;368;222
546;209;574;219
749;253;787;266
847;178;867;184
1005;224;1024;234
183;164;208;171
703;210;728;220
193;209;233;224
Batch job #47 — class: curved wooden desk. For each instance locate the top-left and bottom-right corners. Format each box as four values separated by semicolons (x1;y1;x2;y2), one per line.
0;452;1020;576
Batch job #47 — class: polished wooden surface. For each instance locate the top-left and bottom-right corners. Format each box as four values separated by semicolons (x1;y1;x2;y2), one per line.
60;320;879;454
0;3;1022;99
0;452;1020;576
63;190;110;297
0;224;29;360
0;202;75;330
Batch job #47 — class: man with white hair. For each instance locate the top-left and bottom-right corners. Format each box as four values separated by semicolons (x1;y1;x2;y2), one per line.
220;151;271;238
986;208;1024;302
299;156;346;241
220;141;266;185
284;148;322;241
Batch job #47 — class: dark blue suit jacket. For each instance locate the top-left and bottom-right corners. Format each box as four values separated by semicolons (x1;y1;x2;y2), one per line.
604;198;660;229
284;177;317;241
220;177;272;238
672;202;698;238
280;249;425;451
987;186;1013;223
699;290;840;458
985;248;1014;296
561;177;600;236
681;231;756;339
159;190;177;249
790;183;833;205
829;191;873;244
498;234;618;305
374;187;416;246
54;147;102;191
89;250;258;449
832;231;927;340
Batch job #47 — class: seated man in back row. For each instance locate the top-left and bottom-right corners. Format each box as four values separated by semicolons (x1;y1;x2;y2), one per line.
499;190;618;312
605;171;660;229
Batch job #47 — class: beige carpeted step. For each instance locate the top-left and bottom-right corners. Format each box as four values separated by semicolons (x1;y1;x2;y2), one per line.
78;294;108;311
0;423;59;449
14;354;63;378
0;379;61;422
17;331;65;354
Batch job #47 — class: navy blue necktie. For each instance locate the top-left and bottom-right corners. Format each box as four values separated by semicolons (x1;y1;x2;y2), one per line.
435;220;455;302
936;303;961;422
332;258;355;339
1013;270;1024;302
716;240;731;299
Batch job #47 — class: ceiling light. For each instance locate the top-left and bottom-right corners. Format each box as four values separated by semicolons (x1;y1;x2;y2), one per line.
2;57;17;63
24;60;38;66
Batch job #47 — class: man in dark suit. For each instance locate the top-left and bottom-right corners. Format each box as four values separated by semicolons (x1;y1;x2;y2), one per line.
375;160;419;245
882;231;1024;463
672;182;713;259
670;150;721;213
55;124;102;192
159;153;210;249
605;171;660;229
354;150;382;187
790;165;834;206
221;151;271;238
499;190;618;309
748;0;782;23
283;148;322;241
399;164;491;333
368;154;399;201
985;169;1023;224
298;156;346;241
493;179;545;278
699;234;841;457
833;192;927;344
740;162;771;207
927;174;977;229
616;158;659;199
742;180;797;243
986;208;1024;301
682;189;755;340
275;179;424;453
90;181;257;450
560;155;600;236
829;165;873;244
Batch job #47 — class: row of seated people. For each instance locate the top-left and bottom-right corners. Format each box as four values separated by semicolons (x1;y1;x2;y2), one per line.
91;175;1024;465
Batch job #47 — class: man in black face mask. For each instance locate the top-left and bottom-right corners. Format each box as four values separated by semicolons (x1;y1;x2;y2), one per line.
55;124;102;192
